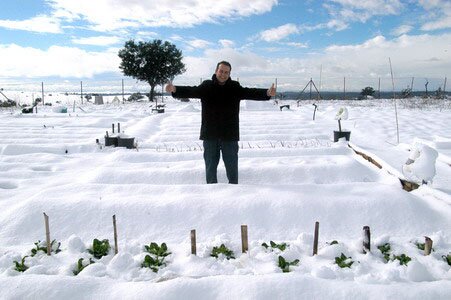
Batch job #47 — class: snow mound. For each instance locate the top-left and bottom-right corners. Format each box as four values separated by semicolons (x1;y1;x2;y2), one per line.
402;142;438;184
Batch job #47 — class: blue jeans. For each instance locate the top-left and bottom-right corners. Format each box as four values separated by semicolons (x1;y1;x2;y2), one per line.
203;140;239;184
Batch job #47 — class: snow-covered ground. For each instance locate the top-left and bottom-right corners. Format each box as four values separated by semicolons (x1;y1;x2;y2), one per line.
0;96;450;299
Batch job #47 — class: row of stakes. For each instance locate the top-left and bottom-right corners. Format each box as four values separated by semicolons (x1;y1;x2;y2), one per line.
40;213;434;257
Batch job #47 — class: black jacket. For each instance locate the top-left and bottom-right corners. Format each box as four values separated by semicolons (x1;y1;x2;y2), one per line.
172;75;270;141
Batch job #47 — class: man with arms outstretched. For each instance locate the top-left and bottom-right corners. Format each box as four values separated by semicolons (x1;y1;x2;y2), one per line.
166;61;276;184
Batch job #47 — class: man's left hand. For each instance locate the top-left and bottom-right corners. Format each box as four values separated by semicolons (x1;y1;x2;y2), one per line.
267;83;276;97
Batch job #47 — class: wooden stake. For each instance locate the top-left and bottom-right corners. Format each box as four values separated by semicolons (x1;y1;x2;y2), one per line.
313;221;319;256
191;229;197;255
113;215;118;255
363;226;371;254
43;212;51;256
241;225;248;253
424;236;433;256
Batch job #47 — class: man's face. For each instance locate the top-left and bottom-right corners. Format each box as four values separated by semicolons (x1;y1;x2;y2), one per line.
215;64;231;84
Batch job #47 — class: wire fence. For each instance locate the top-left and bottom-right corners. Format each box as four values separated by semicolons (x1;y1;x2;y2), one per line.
0;76;448;104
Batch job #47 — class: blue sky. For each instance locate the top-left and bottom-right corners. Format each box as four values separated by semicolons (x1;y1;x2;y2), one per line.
0;0;450;92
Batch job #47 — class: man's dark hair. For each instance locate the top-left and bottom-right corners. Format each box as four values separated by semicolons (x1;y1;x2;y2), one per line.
216;61;232;71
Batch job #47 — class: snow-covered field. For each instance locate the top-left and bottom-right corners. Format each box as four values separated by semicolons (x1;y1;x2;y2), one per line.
0;96;450;299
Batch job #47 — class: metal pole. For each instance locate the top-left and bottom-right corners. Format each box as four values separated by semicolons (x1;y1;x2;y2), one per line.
41;82;44;105
343;77;346;100
389;57;400;144
444;77;447;94
319;64;322;93
122;79;125;103
378;77;381;99
80;81;83;104
309;78;312;99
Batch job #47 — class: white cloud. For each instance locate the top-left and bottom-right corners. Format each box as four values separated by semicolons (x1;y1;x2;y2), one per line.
46;0;278;31
258;24;300;42
219;39;235;48
328;0;403;15
324;0;404;30
187;39;212;49
322;33;451;85
0;15;62;33
285;42;308;48
136;31;159;40
391;24;413;36
72;36;122;46
418;0;451;31
177;33;451;91
0;44;120;78
422;17;451;31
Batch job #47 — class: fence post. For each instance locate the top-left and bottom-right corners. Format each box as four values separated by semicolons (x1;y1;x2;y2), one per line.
363;226;371;254
241;225;248;253
191;230;197;255
424;236;433;256
313;221;319;256
113;215;118;254
43;212;51;256
41;82;45;106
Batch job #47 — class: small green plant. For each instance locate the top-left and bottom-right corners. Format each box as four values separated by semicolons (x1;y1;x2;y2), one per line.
377;243;391;262
30;239;61;256
13;256;29;272
73;258;94;275
278;255;299;273
142;255;166;272
377;243;411;266
335;253;354;268
393;254;411;266
210;244;235;260
144;242;171;257
442;254;451;266
88;239;110;259
415;242;425;251
262;241;288;251
414;241;434;252
141;242;172;273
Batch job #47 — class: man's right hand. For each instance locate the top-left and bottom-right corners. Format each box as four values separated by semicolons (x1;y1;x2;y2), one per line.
165;82;176;93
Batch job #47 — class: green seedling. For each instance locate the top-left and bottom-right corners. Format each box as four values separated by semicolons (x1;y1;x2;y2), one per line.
442;254;451;266
262;241;288;251
142;255;166;272
415;241;434;252
88;239;110;259
30;239;61;256
13;256;29;272
393;254;411;266
210;244;235;260
415;242;425;251
278;255;299;273
335;253;354;268
73;258;94;275
144;242;171;258
377;243;391;262
141;242;172;273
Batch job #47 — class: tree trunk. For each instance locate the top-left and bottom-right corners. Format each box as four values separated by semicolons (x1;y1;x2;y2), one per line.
149;85;155;103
